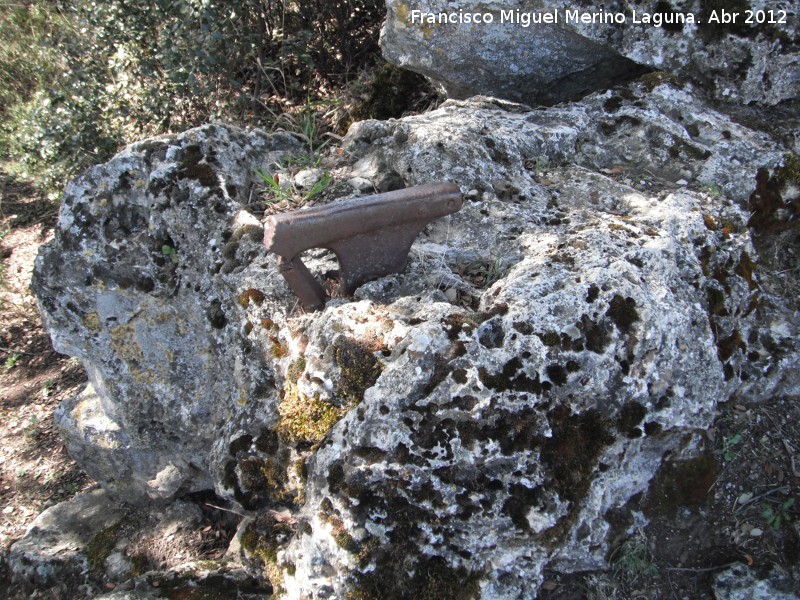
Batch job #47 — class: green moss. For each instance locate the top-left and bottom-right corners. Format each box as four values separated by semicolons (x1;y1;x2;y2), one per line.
85;520;125;574
270;335;288;358
644;454;717;517
334;337;383;402
348;555;481;600
237;457;289;502
581;314;610;354
287;356;306;384
538;331;561;347
232;224;264;243
707;286;728;317
240;515;296;594
277;383;348;445
478;356;541;394
333;527;359;553
178;144;218;187
617;401;647;436
540;406;614;503
606;295;639;334
638;71;684;92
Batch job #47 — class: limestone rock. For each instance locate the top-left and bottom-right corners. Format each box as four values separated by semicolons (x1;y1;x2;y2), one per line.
93;562;271;600
6;489;128;593
274;85;798;598
381;0;800;106
6;488;230;598
30;82;800;598
381;0;648;106
713;563;800;599
32;124;304;504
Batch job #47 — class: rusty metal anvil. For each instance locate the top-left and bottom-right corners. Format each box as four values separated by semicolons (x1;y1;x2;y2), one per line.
263;182;463;310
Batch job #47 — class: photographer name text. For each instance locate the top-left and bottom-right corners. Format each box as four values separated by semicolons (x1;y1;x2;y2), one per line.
407;8;789;28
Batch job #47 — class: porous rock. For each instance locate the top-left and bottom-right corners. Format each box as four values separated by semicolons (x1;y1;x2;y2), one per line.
32;124;304;504
382;0;800;106
713;563;800;599
5;488;215;597
29;81;800;598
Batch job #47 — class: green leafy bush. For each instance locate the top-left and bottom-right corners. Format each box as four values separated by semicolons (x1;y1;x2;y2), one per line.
0;0;385;192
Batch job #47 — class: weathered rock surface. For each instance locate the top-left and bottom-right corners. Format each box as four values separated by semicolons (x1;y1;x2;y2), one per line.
23;78;800;598
381;0;800;106
6;489;127;594
32;125;304;504
714;563;800;599
5;488;235;598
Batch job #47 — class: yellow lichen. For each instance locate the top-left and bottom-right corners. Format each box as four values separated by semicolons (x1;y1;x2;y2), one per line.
109;323;144;364
84;312;102;332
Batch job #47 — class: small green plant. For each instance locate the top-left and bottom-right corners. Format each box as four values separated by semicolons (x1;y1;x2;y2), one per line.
532;155;550;172
723;433;742;461
459;257;510;288
24;414;39;438
161;245;178;264
761;497;795;530
255;167;331;204
41;379;55;398
255;167;294;203
700;182;722;198
3;352;21;372
612;531;658;585
303;172;331;201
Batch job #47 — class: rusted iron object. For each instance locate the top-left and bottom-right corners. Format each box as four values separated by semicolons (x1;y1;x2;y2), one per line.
263;182;463;310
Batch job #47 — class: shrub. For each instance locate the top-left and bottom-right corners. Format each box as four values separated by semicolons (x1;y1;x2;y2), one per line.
0;0;386;191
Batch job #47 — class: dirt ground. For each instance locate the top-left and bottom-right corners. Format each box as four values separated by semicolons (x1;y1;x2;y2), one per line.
0;166;798;599
0;171;92;551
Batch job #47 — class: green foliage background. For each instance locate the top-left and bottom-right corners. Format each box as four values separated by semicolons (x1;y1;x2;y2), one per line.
0;0;385;191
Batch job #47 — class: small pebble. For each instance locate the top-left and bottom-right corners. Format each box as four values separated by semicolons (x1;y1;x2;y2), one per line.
348;177;373;192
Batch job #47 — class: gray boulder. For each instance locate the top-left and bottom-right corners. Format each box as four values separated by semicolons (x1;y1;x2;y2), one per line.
381;0;800;106
5;488;211;597
714;563;800;599
33;124;304;504
29;79;799;598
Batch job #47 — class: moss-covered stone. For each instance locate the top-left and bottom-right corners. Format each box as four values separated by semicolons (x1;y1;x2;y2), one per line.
237;288;266;308
644;454;717;516
240;515;295;594
85;520;126;575
540;406;614;504
276;383;349;445
334;337;383;402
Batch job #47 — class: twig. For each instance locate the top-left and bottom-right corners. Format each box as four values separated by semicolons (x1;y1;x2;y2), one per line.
204;502;248;518
735;485;792;513
666;561;740;573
